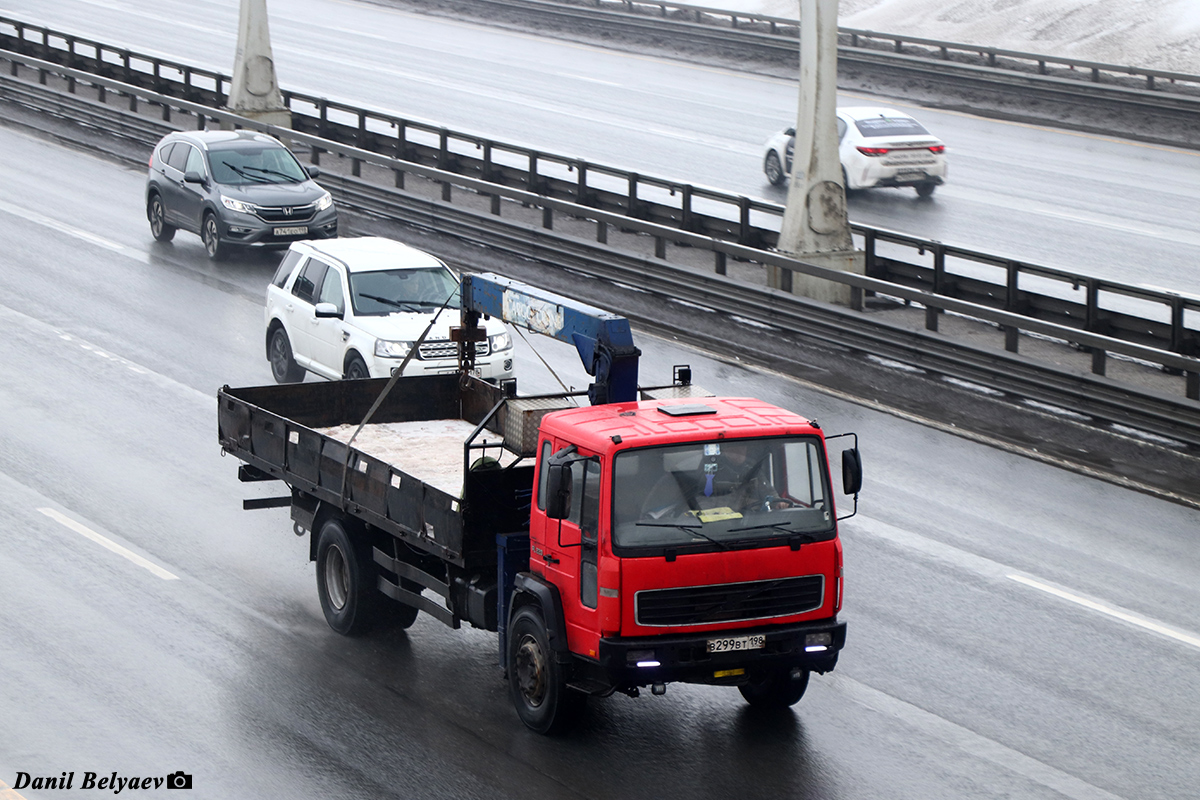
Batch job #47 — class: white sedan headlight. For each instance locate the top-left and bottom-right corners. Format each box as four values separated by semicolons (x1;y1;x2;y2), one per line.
314;191;334;212
220;195;256;214
489;331;513;352
375;339;413;358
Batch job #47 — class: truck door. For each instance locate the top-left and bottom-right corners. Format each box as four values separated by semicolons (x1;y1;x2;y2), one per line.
535;442;602;656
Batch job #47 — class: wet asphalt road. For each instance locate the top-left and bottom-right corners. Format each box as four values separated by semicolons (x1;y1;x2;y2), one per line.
1;117;1199;800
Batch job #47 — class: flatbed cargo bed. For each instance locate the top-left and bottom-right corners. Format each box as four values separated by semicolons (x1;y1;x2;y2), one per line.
217;374;573;568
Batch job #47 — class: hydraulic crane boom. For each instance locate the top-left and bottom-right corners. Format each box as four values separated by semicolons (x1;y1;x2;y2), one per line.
457;272;641;404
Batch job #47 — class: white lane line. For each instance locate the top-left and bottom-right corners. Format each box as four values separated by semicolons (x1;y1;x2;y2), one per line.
0;198;128;253
39;508;179;581
850;515;1200;652
1008;574;1200;651
830;675;1128;800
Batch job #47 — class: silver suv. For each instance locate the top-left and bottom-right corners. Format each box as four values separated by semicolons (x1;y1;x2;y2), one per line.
145;129;338;259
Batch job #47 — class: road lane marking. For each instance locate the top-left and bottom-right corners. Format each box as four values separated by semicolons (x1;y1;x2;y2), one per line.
830;675;1128;800
0;198;128;253
39;508;179;581
849;514;1200;652
1008;574;1200;651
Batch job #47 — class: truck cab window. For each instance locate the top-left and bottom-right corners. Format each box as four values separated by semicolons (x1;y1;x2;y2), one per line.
569;457;601;609
568;457;601;542
536;440;552;511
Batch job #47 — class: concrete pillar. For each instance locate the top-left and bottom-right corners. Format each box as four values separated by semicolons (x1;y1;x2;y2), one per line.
226;0;291;128
775;0;864;306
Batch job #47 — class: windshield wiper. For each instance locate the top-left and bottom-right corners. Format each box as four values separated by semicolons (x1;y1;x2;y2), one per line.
222;163;271;183
359;294;424;312
635;521;729;550
241;165;297;181
726;522;823;541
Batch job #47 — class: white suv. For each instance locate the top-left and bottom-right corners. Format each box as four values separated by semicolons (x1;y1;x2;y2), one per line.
265;237;515;383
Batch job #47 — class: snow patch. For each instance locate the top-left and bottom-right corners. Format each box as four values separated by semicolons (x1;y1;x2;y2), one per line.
867;354;925;373
702;0;1200;73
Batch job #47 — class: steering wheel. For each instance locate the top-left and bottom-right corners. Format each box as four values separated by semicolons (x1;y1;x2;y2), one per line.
762;495;809;511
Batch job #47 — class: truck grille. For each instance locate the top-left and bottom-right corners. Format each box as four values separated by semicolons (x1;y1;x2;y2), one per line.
635;575;824;627
418;340;488;360
256;202;317;223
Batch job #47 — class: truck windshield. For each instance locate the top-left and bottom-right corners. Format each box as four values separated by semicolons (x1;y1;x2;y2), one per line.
611;436;833;551
348;267;462;316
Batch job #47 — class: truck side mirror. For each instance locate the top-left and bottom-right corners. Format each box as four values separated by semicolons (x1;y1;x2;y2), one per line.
545;463;571;519
842;447;863;495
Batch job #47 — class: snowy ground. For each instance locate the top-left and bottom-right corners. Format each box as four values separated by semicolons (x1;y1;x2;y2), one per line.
701;0;1200;74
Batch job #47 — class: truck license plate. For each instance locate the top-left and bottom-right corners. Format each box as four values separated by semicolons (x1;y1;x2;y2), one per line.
273;226;308;236
707;634;765;653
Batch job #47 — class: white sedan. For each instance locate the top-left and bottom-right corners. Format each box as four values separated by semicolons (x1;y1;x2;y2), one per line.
763;106;947;197
265;237;515;383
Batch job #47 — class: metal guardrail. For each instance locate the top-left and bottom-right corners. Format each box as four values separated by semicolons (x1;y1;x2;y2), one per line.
4;16;1195;370
2;48;1199;444
510;0;1200;104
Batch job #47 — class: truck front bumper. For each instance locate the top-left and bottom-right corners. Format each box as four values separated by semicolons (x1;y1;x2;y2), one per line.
595;618;846;688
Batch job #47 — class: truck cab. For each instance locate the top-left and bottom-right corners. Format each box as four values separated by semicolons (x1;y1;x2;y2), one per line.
511;396;851;730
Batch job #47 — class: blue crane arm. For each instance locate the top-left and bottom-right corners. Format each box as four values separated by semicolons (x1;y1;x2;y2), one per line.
460;273;640;404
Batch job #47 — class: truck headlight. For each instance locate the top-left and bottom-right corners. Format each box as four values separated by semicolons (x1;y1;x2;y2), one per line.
220;195;256;214
375;339;413;358
314;191;334;212
804;632;833;652
488;331;512;352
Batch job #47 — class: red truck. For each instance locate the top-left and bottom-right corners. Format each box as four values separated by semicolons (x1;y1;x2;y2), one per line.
218;272;861;733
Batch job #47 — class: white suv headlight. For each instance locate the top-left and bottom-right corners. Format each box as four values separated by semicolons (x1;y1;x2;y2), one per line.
314;191;334;212
220;195;256;214
375;339;413;358
489;331;513;352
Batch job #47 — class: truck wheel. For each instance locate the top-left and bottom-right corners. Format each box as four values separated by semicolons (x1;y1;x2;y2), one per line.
315;518;382;636
508;605;585;734
738;668;810;708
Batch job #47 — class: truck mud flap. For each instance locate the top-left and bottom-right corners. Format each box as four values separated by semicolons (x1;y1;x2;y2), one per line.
374;547;460;629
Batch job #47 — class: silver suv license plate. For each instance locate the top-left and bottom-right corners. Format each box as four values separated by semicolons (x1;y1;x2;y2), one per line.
707;634;765;653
